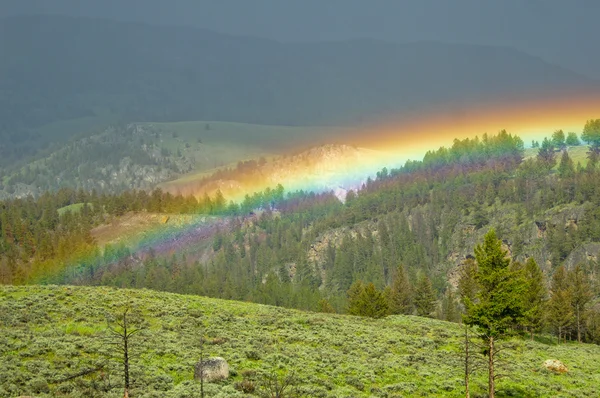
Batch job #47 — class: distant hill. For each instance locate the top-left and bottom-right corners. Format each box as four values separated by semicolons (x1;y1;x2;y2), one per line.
159;143;397;201
1;285;599;397
1;14;598;166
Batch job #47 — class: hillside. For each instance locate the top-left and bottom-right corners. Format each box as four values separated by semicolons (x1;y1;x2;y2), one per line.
0;122;347;199
1;285;599;397
160;144;398;201
1;14;598;167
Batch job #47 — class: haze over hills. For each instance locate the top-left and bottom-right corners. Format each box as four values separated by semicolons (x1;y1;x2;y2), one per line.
4;0;600;81
0;122;349;199
1;14;598;168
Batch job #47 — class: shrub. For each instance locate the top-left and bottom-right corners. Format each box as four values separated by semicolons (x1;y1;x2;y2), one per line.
234;379;256;393
246;350;262;360
210;337;228;345
29;377;50;394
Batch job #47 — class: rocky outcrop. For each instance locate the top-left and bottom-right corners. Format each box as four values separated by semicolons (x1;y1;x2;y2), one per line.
543;359;568;374
564;243;600;270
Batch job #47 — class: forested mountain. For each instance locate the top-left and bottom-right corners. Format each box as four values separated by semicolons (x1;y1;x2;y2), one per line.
0;121;356;199
2;127;600;347
1;14;598;167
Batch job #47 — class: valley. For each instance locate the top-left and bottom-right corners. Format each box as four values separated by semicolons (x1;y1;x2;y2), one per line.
2;9;600;398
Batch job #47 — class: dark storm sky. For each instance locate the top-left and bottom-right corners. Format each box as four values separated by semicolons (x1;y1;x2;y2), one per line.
3;0;598;79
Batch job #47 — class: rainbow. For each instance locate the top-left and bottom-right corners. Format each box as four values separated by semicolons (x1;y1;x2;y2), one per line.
347;90;600;155
43;91;600;283
162;90;600;202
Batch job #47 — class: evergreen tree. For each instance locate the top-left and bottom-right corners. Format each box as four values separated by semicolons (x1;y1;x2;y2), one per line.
568;264;593;343
414;274;436;318
388;265;412;315
441;288;460;323
558;150;575;178
358;282;389;319
318;298;335;313
537;137;556;170
582;119;600;149
463;229;526;398
547;266;573;344
521;258;547;339
347;281;388;318
582;119;600;164
566;132;580;146
551;129;566;150
347;280;365;316
458;258;478;310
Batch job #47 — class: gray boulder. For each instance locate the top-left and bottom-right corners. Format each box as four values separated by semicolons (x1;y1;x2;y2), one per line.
194;357;229;382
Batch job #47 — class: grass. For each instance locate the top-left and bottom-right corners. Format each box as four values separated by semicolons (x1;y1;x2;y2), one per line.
148;120;352;185
523;145;590;168
1;285;599;397
57;203;86;216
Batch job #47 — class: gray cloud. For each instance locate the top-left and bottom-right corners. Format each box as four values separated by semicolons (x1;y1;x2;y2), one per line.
2;0;598;79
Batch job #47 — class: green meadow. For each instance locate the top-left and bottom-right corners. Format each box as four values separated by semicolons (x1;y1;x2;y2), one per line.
1;285;598;397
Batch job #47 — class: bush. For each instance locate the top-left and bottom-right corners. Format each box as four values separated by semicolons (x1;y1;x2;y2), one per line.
246;349;262;360
234;379;256;393
29;377;49;394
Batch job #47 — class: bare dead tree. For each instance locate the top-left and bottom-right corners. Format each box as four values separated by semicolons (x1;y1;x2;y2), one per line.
190;315;208;398
106;308;144;398
464;324;470;398
463;324;486;398
198;331;206;398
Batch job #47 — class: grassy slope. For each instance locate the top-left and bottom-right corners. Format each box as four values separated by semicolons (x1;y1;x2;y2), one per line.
523;146;589;168
152;121;350;191
57;203;86;216
1;286;599;397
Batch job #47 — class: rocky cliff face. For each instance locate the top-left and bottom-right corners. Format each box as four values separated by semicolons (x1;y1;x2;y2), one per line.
305;200;599;290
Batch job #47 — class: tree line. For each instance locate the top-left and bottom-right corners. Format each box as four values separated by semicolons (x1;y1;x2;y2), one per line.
2;124;600;347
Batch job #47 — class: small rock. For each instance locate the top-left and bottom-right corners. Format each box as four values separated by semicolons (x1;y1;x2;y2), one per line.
543;359;568;374
194;357;229;382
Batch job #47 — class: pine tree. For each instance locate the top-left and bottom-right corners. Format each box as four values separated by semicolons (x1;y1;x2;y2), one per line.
458;258;478;310
388;265;412;315
358;282;389;319
558;150;575;178
568;264;593;343
552;129;566;150
582;119;600;150
318;298;335;313
347;281;388;318
463;229;527;398
547;266;573;344
347;280;365;316
441;289;460;323
414;274;436;317
537;137;556;170
566;132;580;146
521;258;547;340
